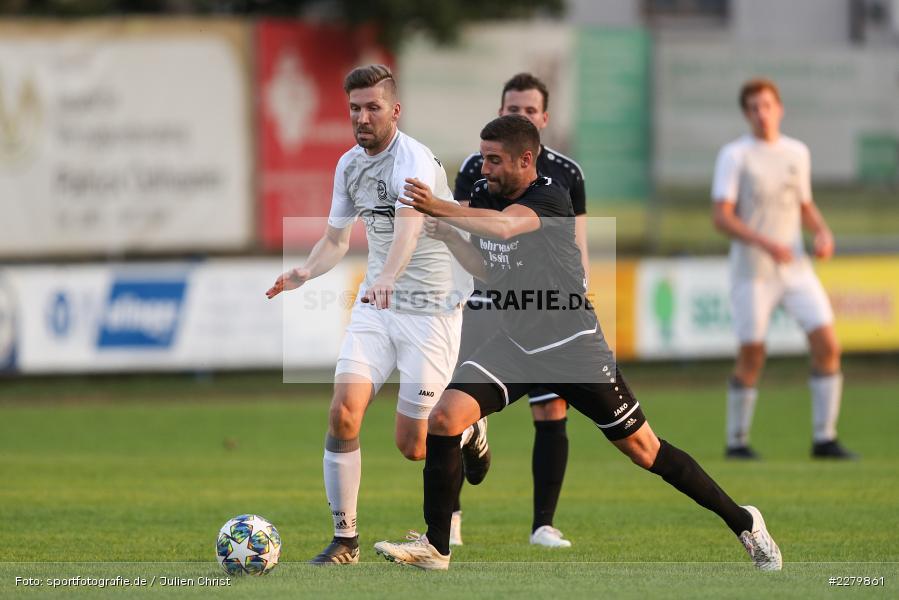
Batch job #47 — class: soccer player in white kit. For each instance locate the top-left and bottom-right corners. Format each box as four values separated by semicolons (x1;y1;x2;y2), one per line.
712;78;856;460
266;65;479;564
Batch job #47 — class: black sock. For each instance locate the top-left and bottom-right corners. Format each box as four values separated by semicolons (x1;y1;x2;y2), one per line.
423;433;462;556
453;459;463;513
649;439;752;536
532;418;568;532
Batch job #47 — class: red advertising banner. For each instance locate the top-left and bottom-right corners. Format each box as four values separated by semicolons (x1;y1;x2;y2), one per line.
257;20;390;250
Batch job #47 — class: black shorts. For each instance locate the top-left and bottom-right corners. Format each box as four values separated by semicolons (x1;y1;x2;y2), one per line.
447;332;645;441
459;299;570;406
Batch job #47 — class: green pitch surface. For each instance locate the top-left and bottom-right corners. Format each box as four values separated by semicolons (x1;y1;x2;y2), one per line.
2;359;898;598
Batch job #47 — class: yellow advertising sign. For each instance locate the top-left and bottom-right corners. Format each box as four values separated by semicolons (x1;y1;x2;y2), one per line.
816;256;899;351
588;258;637;360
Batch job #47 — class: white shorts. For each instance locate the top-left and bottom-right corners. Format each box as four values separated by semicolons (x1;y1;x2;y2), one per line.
731;263;834;344
335;303;463;420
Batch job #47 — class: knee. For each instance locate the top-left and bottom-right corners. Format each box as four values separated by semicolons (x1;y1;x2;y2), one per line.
819;337;841;363
397;439;426;461
427;406;454;435
811;330;841;371
627;447;657;470
329;401;360;438
533;398;567;421
618;436;660;470
735;345;765;383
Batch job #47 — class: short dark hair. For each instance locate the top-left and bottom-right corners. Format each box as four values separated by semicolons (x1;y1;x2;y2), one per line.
480;114;540;159
501;72;549;112
739;77;781;110
343;64;397;99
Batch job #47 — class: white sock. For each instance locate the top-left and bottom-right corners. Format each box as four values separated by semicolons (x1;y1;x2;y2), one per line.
726;380;758;448
323;434;361;539
460;425;474;447
810;372;843;443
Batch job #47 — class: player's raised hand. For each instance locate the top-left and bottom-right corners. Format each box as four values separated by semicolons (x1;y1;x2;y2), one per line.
361;273;395;309
266;267;311;299
813;229;835;260
424;216;454;242
400;178;439;215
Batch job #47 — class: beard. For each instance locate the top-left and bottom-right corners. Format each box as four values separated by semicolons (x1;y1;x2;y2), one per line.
486;178;514;197
355;126;386;149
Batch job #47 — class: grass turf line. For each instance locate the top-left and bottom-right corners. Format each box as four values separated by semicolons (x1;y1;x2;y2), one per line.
2;368;897;597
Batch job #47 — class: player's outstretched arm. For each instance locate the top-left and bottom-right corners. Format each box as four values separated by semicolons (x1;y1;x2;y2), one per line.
424;216;488;281
401;178;540;240
800;201;835;259
362;208;424;309
265;225;352;299
712;201;793;263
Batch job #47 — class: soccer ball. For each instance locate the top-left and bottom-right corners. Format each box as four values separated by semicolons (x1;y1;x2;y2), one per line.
216;514;282;576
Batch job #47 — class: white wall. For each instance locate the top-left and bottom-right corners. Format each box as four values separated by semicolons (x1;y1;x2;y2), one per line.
731;0;849;46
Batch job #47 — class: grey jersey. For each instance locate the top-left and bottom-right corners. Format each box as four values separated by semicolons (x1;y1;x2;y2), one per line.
712;134;813;279
328;130;471;314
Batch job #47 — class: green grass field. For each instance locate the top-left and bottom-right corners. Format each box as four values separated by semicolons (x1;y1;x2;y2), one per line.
2;358;898;598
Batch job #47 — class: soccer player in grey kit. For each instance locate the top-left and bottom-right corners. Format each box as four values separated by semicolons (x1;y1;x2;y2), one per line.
712;78;855;460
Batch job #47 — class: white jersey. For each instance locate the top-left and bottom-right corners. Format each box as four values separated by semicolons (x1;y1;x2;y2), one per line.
328;130;471;314
712;134;812;279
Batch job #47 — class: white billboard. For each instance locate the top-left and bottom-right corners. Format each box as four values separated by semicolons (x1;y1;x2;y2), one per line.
398;22;576;169
635;257;807;359
0;20;252;256
4;258;353;374
654;42;899;183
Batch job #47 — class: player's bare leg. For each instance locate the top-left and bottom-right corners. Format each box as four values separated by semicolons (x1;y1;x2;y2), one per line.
310;374;374;565
726;342;766;459
375;389;482;569
807;325;855;458
529;397;571;547
613;422;781;570
395;413;427;461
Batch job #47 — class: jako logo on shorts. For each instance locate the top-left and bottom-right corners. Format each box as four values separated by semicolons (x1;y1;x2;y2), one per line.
97;279;187;348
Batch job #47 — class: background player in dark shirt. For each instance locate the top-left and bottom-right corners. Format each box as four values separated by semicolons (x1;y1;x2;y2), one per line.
453;73;587;547
374;115;782;573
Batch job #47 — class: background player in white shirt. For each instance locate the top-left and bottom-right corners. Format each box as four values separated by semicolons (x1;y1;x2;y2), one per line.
266;64;478;564
712;78;855;460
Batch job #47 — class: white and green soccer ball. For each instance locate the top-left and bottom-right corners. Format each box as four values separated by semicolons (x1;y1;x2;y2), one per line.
216;514;281;576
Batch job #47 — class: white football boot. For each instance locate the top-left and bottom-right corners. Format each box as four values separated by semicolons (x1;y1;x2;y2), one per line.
739;505;783;571
449;511;463;546
374;531;450;571
529;525;572;548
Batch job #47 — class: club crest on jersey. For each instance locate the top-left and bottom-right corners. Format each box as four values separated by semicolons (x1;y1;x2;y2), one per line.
377;179;388;202
361;205;395;234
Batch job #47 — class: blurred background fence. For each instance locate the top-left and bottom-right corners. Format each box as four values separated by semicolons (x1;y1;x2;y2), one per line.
1;0;897;374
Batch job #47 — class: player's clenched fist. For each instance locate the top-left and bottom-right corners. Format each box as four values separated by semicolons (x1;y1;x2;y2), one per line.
424;216;454;242
266;268;311;299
